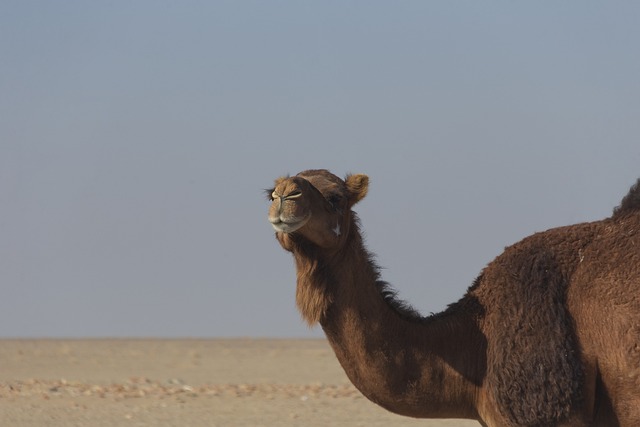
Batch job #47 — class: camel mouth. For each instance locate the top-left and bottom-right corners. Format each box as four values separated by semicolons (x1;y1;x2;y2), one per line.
269;215;310;233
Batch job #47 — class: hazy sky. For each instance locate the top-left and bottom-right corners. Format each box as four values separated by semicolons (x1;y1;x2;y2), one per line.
1;2;639;338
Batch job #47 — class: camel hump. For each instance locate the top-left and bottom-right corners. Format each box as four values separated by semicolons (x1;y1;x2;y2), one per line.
613;177;640;218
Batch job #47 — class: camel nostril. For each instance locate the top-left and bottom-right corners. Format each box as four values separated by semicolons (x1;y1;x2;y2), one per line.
268;216;281;225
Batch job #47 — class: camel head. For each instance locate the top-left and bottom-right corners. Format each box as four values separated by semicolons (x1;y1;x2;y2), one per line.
268;169;369;250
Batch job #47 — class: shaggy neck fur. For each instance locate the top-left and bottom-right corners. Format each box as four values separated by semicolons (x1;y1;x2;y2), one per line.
290;216;486;419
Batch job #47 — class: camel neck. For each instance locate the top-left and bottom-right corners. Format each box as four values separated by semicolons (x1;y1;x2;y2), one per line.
294;227;484;419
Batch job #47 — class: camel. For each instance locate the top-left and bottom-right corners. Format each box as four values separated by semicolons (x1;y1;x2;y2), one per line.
266;169;640;426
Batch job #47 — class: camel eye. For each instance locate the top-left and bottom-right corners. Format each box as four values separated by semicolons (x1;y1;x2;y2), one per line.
328;194;343;210
286;191;302;199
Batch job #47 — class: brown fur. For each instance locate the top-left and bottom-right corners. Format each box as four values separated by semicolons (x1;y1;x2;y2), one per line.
613;177;640;218
267;169;640;426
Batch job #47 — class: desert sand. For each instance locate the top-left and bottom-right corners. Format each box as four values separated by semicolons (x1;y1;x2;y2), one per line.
0;339;480;426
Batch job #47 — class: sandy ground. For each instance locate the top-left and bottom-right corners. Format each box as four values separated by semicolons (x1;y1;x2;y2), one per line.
0;339;480;426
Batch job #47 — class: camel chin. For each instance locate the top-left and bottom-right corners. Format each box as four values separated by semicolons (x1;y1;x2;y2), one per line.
269;215;310;233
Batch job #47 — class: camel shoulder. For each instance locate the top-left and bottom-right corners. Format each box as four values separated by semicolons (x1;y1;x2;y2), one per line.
473;227;592;425
490;220;600;277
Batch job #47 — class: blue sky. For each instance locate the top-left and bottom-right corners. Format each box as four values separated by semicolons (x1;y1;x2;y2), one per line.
1;2;639;337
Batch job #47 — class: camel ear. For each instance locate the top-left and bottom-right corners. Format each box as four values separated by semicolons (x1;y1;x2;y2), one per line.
345;174;369;206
